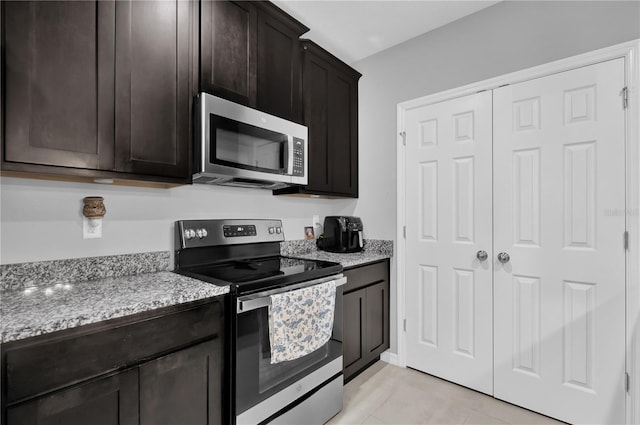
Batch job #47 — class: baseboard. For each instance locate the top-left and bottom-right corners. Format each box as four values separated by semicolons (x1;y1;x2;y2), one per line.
380;351;400;366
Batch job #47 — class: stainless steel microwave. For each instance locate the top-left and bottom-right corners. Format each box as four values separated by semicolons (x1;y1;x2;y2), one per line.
193;93;308;190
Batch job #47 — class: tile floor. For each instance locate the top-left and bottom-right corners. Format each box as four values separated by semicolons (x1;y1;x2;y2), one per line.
327;362;565;425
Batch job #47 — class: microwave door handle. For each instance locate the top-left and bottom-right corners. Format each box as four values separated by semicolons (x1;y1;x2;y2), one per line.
286;135;294;174
358;230;364;248
199;95;210;173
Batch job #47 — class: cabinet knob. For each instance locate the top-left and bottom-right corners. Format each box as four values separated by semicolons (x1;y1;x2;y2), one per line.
476;250;488;262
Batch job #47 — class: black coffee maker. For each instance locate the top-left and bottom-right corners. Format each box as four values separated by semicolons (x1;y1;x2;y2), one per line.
317;216;364;253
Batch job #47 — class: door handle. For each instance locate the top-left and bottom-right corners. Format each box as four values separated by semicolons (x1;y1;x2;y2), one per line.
497;252;510;264
476;250;488;262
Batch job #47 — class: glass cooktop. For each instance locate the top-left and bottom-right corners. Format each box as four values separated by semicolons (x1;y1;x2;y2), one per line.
183;256;342;294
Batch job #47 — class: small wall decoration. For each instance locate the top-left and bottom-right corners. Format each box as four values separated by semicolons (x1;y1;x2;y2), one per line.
304;226;315;240
82;196;106;239
82;196;106;219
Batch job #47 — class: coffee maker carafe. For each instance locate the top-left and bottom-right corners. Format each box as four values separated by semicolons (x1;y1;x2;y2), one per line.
317;216;363;253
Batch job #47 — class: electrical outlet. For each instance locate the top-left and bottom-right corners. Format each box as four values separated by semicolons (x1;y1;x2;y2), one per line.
83;218;102;239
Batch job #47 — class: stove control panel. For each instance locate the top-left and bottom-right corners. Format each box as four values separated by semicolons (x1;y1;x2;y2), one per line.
176;219;284;249
223;225;257;237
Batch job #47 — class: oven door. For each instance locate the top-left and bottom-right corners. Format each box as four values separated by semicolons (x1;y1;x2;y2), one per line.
235;275;345;424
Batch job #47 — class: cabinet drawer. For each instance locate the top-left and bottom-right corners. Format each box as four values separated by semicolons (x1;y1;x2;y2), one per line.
343;260;389;293
7;368;139;425
6;300;222;404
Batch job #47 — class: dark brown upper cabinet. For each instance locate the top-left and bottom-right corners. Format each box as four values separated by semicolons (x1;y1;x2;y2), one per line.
1;0;194;184
200;1;308;123
114;0;193;179
274;40;361;198
255;2;307;124
200;0;258;107
2;1;115;171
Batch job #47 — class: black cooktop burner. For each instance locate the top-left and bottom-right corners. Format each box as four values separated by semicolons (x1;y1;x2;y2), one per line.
181;255;342;295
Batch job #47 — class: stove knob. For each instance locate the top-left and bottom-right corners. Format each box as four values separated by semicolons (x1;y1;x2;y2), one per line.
276;227;282;234
196;228;208;239
184;229;196;240
268;227;275;234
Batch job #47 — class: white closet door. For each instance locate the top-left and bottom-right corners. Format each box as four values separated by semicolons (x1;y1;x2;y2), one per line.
404;91;494;395
493;58;626;424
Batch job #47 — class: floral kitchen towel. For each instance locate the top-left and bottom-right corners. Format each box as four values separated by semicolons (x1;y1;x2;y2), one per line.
268;280;336;364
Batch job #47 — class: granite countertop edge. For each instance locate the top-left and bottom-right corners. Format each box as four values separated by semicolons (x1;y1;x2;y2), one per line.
1;239;393;344
281;239;393;269
288;251;392;269
1;271;228;344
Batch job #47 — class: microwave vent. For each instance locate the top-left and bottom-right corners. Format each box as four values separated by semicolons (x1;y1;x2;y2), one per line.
192;173;291;190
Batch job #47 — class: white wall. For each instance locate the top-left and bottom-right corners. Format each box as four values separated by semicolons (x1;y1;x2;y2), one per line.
1;0;638;352
353;0;640;353
0;177;356;264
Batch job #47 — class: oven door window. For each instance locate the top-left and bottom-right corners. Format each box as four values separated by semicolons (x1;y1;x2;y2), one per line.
210;114;288;175
235;287;342;415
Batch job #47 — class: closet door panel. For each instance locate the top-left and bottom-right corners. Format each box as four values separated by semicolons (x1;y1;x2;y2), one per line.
404;91;494;395
493;58;626;425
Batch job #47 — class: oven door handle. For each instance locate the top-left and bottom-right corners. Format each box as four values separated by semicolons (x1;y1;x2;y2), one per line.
236;275;346;314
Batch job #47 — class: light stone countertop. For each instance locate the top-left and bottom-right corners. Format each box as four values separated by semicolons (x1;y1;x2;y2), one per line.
0;270;228;344
0;240;393;344
288;250;391;269
281;239;393;269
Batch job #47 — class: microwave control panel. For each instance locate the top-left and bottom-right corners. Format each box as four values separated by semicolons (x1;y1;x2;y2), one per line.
292;139;305;177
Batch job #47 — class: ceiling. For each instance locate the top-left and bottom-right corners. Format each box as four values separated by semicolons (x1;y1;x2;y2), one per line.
272;1;500;65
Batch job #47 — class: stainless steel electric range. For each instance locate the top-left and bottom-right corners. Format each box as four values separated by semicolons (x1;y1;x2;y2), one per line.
174;219;345;425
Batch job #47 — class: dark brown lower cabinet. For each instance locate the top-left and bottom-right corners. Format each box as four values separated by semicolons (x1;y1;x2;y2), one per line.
140;339;222;425
343;286;366;378
7;369;139;425
365;281;390;356
2;298;224;425
342;260;390;381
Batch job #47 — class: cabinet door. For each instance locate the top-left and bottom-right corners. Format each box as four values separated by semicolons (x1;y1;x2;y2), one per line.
328;68;359;197
200;0;257;107
7;369;138;425
3;1;114;170
365;281;390;356
302;51;332;193
256;4;305;123
139;339;222;425
342;287;366;379
274;40;360;198
114;0;192;179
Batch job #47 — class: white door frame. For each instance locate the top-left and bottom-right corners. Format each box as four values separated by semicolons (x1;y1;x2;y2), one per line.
396;39;640;424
